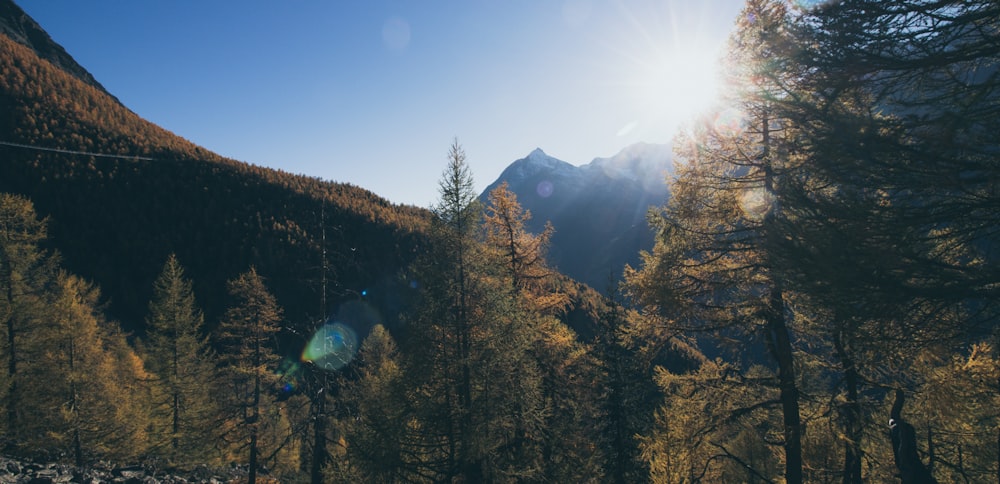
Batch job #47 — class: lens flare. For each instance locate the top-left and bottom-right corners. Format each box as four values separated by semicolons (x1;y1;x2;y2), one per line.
301;322;359;371
382;17;411;52
713;107;745;137
277;359;302;394
739;187;775;221
536;180;554;198
300;300;379;371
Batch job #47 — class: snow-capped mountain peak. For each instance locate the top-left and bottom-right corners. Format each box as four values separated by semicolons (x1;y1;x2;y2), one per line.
503;148;578;181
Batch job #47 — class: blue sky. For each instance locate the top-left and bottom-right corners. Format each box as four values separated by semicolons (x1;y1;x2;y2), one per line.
18;0;747;207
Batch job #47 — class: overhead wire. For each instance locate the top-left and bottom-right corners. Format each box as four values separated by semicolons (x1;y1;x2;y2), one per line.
0;140;154;161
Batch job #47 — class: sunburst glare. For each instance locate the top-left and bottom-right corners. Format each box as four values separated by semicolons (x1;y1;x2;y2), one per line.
612;2;732;140
635;47;723;126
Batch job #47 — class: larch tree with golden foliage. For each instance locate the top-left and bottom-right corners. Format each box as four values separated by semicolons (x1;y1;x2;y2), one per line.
402;140;547;481
625;1;806;481
26;272;150;465
216;267;290;484
143;254;221;464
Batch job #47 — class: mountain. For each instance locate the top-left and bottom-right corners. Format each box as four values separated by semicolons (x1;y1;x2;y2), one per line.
0;11;428;332
0;0;116;102
0;2;611;343
482;143;672;292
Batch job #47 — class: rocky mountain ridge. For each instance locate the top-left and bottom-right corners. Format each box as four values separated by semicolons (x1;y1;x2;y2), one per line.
482;143;672;291
0;0;117;102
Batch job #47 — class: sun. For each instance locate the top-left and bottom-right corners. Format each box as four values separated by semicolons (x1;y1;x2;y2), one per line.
633;43;724;132
609;2;734;140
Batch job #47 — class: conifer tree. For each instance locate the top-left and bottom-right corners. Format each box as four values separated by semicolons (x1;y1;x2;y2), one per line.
774;0;1000;349
625;1;806;480
483;181;568;313
759;3;1000;479
217;267;284;484
0;193;57;442
25;272;149;464
483;182;552;290
403;140;546;481
594;292;659;484
337;324;409;482
143;254;219;464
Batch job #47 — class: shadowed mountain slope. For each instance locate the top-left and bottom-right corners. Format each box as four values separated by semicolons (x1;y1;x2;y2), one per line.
482;143;671;292
0;29;428;332
0;6;614;344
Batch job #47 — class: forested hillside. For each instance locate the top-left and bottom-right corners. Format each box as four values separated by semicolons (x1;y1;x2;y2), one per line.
1;3;667;481
0;31;429;330
2;0;999;482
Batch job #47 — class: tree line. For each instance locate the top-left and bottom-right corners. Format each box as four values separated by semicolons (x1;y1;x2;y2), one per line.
2;0;998;482
0;145;662;482
625;0;999;482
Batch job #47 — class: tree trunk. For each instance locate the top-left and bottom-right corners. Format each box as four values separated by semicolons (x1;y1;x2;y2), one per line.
172;393;180;452
4;257;17;438
766;287;803;484
172;340;180;452
310;381;326;484
70;336;83;467
834;331;863;484
249;373;259;484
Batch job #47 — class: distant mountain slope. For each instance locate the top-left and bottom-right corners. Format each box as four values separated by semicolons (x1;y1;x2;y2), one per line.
1;0;116;102
0;9;612;344
0;29;428;331
482;143;671;291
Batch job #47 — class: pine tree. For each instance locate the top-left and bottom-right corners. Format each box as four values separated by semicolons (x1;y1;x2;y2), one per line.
483;181;568;313
337;325;409;482
402;140;547;481
143;254;219;464
760;3;1000;479
625;1;806;480
24;272;149;464
217;267;285;484
0;193;57;442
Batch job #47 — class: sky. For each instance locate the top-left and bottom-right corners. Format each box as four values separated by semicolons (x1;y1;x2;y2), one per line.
17;0;748;207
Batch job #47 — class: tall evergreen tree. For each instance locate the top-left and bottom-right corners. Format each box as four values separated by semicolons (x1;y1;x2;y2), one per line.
402;139;546;481
143;254;220;464
0;193;57;442
763;3;1000;479
337;324;409;482
25;272;150;464
626;1;806;480
217;267;285;484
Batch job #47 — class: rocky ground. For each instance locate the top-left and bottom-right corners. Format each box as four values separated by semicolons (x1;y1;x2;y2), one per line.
0;455;250;484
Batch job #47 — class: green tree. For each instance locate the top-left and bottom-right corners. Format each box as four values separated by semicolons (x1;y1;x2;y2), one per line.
593;292;662;484
217;267;286;484
0;193;57;442
143;254;220;464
